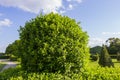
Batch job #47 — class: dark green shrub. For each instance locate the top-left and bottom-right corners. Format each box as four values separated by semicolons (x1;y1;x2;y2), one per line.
0;55;9;59
99;45;114;67
0;66;22;80
90;54;98;61
117;52;120;61
10;56;17;61
110;55;117;59
19;13;89;73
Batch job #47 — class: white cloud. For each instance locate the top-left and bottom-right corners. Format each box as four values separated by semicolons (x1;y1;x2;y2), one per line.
68;4;73;10
60;10;66;14
0;0;83;14
102;32;120;35
66;0;82;11
89;38;105;47
75;0;82;3
66;0;72;2
0;0;63;14
66;0;82;3
0;19;12;27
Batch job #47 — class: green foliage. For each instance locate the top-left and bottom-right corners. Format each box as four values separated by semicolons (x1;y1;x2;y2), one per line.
19;13;89;73
106;37;120;55
0;53;5;55
5;44;13;55
90;46;102;54
1;67;120;80
5;40;21;59
10;73;72;80
99;45;114;67
0;63;5;71
0;66;22;80
90;54;98;61
0;64;120;80
0;53;9;59
82;67;120;80
10;55;18;61
117;52;120;61
0;55;9;59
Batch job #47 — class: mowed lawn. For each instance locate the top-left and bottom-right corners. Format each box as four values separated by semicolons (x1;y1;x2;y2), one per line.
89;59;120;69
0;62;6;71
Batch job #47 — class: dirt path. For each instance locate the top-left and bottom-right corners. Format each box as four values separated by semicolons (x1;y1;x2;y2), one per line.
0;59;17;72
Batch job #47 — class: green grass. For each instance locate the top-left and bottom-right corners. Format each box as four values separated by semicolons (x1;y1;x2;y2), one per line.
0;62;6;71
88;59;99;70
89;59;120;68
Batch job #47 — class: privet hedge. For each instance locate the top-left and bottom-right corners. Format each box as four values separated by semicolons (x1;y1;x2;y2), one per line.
19;13;89;73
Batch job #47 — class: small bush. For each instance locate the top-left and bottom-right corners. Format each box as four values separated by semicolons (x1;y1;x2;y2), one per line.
90;55;98;61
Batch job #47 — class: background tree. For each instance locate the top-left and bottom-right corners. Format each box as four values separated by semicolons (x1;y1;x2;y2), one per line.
5;44;13;56
19;13;89;73
90;54;99;61
5;40;21;59
0;52;5;56
90;46;102;55
90;46;102;61
106;37;120;55
99;45;114;67
117;52;120;61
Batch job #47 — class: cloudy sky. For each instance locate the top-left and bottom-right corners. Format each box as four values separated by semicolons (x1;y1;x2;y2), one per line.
0;0;120;52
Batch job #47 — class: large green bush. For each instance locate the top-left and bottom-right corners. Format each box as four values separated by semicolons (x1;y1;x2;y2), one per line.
19;13;89;73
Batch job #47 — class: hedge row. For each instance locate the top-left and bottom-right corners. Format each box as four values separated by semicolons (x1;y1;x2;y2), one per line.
1;66;120;80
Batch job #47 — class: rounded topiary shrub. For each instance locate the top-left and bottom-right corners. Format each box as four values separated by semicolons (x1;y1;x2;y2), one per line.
19;13;89;73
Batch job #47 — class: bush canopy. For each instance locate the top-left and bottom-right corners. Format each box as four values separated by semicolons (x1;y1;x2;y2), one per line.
19;13;89;73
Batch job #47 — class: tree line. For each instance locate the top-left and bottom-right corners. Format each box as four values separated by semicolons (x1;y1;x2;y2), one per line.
90;37;120;67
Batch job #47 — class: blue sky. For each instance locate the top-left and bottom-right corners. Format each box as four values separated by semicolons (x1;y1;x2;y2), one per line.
0;0;120;52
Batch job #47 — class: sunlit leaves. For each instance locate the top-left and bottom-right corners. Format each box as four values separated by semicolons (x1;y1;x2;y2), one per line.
19;13;89;73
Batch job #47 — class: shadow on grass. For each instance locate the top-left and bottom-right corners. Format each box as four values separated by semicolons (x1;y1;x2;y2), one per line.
0;64;6;72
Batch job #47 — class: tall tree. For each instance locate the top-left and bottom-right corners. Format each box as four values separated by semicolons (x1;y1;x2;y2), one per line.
5;40;21;58
99;45;114;67
106;37;120;54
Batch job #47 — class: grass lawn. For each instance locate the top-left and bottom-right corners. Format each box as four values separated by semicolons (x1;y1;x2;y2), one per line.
89;59;120;69
0;62;6;71
88;60;99;70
